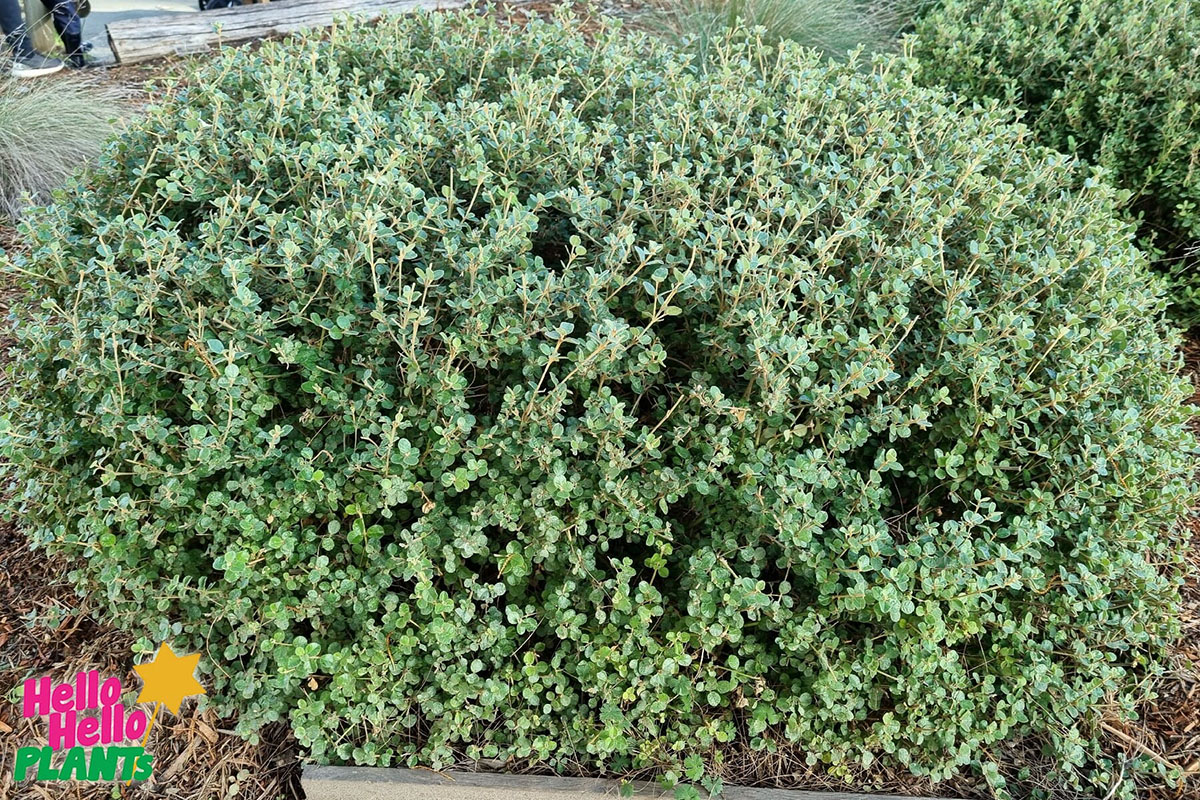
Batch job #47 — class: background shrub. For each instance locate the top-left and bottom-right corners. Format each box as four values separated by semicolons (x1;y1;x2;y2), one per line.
0;75;121;217
3;11;1195;794
913;0;1200;326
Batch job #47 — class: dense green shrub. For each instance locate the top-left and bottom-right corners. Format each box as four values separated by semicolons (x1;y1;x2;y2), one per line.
913;0;1200;325
3;10;1195;795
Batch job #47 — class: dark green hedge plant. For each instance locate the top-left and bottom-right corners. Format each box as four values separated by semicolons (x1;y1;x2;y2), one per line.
3;11;1195;796
913;0;1200;325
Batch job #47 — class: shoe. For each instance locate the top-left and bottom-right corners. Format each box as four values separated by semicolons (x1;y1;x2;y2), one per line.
11;52;64;78
65;53;97;69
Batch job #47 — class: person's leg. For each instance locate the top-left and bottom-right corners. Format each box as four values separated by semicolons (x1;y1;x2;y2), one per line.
0;0;35;56
41;0;82;64
0;0;62;76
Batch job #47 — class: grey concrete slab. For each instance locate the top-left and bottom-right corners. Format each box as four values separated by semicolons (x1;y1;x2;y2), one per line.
82;0;196;64
303;767;953;800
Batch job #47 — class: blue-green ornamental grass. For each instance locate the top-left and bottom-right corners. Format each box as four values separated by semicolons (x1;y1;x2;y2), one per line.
1;10;1196;797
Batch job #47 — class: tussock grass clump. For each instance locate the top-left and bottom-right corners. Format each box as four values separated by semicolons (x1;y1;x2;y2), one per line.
2;11;1195;797
651;0;917;61
0;75;120;217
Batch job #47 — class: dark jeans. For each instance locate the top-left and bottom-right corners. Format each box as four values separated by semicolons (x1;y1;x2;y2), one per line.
0;0;36;57
40;0;80;54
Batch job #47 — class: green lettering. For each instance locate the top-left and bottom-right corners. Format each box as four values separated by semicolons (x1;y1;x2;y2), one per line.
132;752;155;780
59;747;87;781
87;746;120;781
35;746;58;780
13;747;40;781
116;747;141;780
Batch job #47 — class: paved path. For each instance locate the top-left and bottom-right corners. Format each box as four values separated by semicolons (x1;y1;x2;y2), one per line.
81;0;196;63
303;767;955;800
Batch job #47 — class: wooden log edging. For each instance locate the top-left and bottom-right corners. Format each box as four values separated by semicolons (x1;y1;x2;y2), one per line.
105;0;467;65
302;766;960;800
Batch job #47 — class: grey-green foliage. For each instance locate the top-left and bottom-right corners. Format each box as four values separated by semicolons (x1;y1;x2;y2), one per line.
2;10;1195;796
652;0;916;61
913;0;1200;326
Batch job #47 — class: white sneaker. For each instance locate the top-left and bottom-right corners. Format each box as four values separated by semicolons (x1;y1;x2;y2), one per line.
11;52;65;78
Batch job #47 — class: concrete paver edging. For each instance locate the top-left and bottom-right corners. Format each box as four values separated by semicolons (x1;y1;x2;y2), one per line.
302;767;956;800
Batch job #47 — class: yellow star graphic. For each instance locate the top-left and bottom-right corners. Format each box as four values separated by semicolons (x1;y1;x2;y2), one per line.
133;642;206;715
